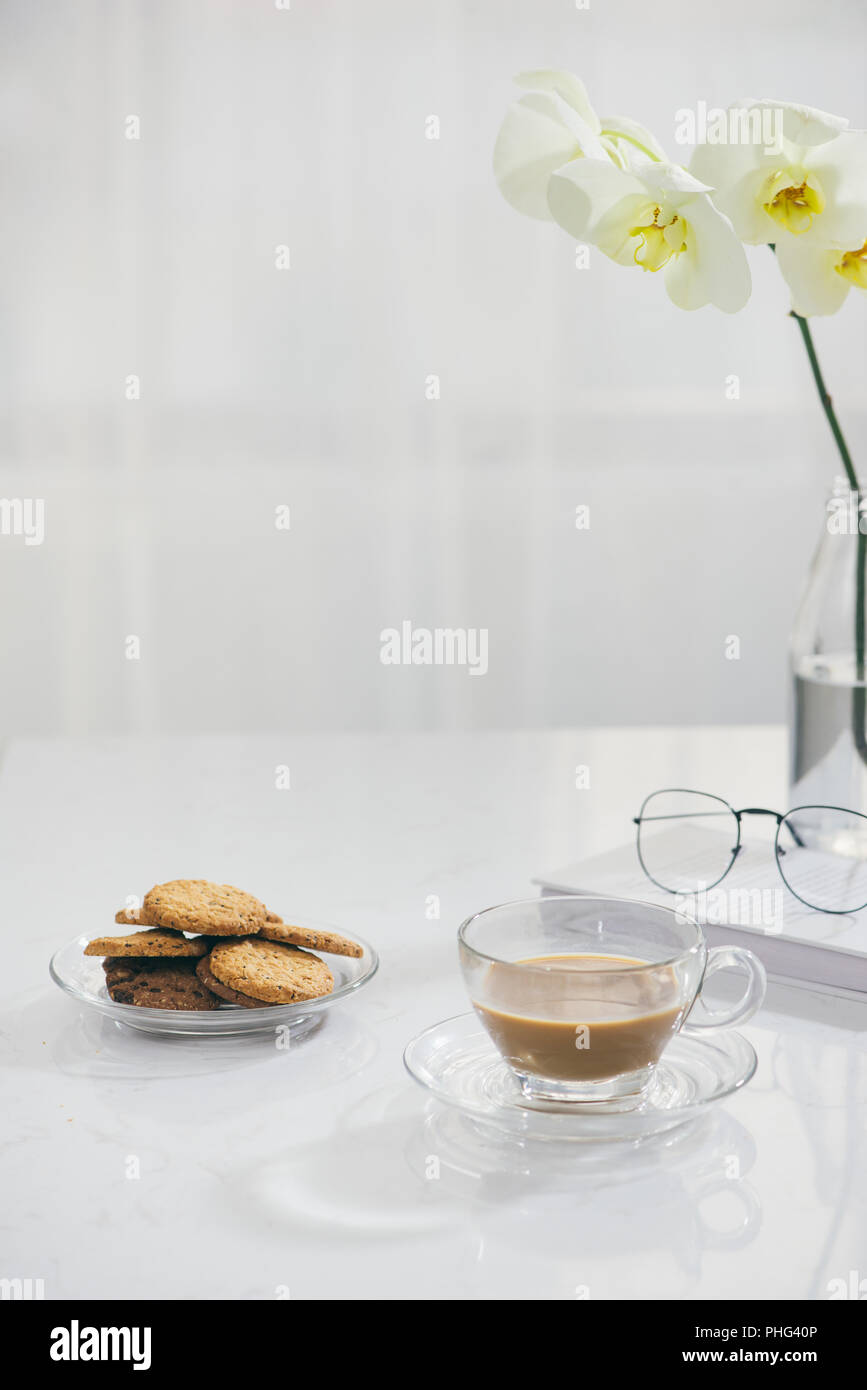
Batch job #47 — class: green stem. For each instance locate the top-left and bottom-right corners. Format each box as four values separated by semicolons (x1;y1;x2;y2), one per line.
789;311;859;495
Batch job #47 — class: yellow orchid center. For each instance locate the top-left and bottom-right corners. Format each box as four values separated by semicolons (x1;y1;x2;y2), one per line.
629;207;687;272
761;170;825;234
836;240;867;290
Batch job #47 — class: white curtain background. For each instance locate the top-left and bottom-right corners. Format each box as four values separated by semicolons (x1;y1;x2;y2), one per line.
0;0;865;733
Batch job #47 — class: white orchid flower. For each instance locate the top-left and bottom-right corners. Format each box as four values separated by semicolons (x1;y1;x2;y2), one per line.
774;235;867;315
546;158;751;312
690;100;867;250
493;69;667;220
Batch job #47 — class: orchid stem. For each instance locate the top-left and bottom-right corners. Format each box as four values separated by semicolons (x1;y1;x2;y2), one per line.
789;310;859;495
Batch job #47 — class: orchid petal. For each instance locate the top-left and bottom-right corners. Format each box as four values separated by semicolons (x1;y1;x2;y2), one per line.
639;161;713;200
803;132;867;246
547;158;651;263
598;114;668;164
514;70;600;131
690;142;781;242
742;98;850;148
493;93;584;219
663;195;752;312
774;238;854;315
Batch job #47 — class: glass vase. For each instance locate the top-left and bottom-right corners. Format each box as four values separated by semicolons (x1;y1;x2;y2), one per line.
790;478;867;841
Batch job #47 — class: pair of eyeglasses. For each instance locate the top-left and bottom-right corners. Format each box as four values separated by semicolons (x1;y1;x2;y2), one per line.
633;788;867;915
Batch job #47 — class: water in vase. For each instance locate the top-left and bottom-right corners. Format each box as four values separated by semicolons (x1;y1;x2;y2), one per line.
792;652;867;851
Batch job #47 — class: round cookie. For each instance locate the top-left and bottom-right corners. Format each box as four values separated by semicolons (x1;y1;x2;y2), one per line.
103;956;162;982
142;880;266;937
105;958;219;1010
209;938;334;1004
195;956;268;1009
85;928;208;958
113;906;157;926
258;919;363;958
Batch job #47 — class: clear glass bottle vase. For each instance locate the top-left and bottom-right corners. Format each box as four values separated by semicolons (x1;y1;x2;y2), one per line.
790;477;867;827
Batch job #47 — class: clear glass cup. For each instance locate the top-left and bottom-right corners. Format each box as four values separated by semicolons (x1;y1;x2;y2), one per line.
458;895;766;1104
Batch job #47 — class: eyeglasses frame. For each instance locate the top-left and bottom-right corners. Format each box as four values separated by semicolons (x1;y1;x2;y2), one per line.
633;787;867;916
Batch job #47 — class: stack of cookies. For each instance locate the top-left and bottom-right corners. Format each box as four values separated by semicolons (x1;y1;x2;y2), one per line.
84;879;363;1011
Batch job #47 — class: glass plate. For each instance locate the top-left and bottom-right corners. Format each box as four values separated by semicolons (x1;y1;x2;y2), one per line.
49;926;379;1037
403;1013;757;1142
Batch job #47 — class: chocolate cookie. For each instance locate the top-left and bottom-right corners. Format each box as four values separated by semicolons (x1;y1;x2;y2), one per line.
195;955;268;1009
208;938;334;1004
85;928;209;958
258;919;363;958
104;957;219;1010
142;880;266;937
103;956;161;983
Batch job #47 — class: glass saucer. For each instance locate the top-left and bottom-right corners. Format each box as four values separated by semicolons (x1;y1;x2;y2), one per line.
403;1013;757;1142
49;926;378;1037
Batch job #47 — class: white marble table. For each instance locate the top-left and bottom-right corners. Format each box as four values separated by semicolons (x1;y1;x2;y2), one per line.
2;727;865;1301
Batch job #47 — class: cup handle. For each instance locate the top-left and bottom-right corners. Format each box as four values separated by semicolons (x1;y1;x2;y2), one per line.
682;947;766;1032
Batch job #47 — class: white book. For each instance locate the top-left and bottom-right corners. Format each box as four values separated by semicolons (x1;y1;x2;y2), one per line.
534;826;867;998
